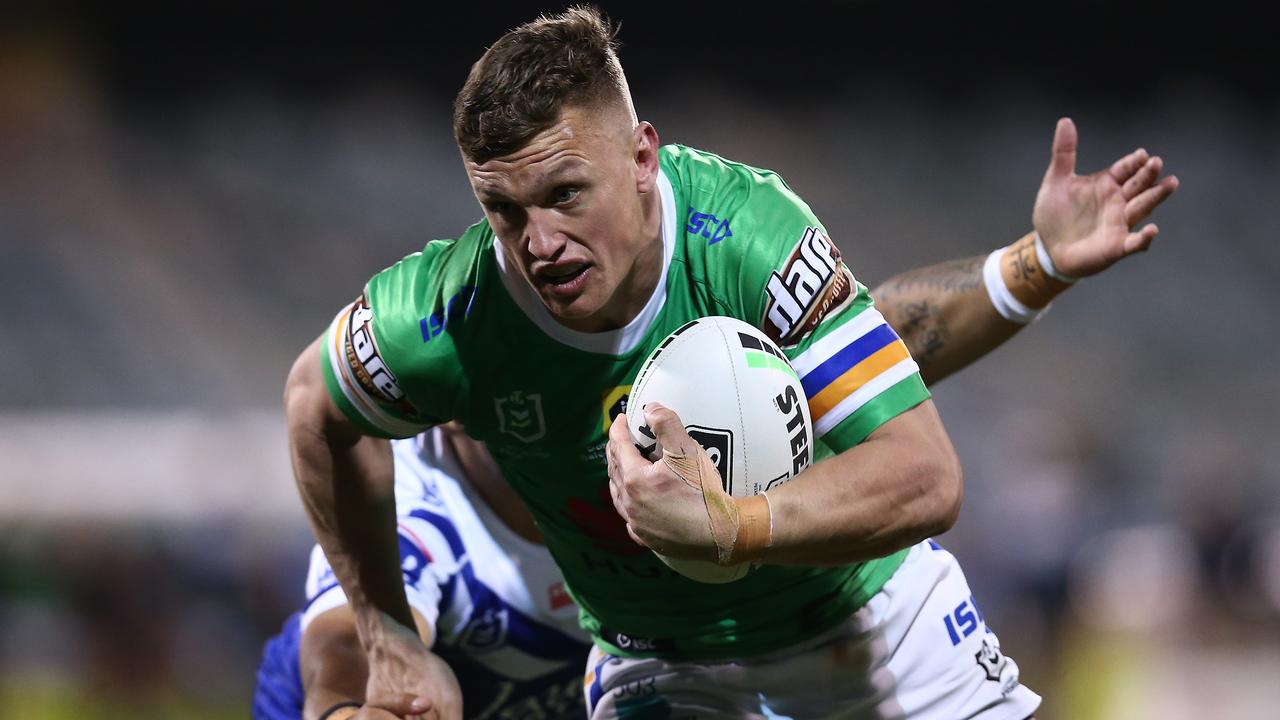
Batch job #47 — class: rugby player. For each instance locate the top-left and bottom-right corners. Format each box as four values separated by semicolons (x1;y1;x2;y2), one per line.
283;7;1177;718
254;230;1152;720
254;425;590;720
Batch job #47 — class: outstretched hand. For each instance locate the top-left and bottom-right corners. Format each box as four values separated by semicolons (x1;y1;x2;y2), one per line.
1032;117;1179;278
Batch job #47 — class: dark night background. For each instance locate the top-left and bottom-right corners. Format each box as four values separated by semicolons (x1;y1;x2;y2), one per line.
2;2;1277;718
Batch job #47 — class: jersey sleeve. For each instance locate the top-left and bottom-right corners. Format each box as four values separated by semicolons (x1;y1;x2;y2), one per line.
677;147;930;452
320;242;470;438
298;514;468;647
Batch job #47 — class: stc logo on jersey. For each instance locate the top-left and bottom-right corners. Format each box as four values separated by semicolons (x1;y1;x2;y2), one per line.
762;227;855;347
686;206;733;245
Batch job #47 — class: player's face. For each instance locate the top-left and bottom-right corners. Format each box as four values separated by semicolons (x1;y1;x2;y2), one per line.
466;105;663;332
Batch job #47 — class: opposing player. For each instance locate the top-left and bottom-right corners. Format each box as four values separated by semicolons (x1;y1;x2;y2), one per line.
254;425;591;720
283;7;1177;719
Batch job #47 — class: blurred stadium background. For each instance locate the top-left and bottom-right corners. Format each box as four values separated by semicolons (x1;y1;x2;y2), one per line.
2;1;1277;718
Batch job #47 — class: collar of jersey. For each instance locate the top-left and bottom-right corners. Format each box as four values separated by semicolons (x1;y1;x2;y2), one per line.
491;169;677;356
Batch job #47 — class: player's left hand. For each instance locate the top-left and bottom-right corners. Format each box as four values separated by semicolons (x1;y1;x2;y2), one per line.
1032;117;1179;278
607;405;721;561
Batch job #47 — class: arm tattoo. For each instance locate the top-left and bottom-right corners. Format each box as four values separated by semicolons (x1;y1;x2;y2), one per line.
872;256;985;366
896;300;949;365
875;255;985;297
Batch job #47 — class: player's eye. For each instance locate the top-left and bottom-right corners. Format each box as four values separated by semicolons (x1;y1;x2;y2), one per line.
552;186;580;205
487;201;515;217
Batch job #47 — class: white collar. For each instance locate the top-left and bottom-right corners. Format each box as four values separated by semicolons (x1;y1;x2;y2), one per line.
492;169;677;356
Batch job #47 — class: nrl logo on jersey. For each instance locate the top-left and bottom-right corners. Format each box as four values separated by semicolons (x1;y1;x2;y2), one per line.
495;390;546;443
762;227;855;347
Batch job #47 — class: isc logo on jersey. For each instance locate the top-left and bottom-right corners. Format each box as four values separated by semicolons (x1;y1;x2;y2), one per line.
763;227;855;347
626;317;813;583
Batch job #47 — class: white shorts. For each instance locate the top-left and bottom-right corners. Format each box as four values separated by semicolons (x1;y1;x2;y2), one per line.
583;541;1041;720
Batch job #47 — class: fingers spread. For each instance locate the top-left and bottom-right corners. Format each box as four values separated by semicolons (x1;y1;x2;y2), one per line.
1109;147;1149;184
1121;156;1163;199
1047;117;1078;179
1123;224;1159;254
1125;175;1179;225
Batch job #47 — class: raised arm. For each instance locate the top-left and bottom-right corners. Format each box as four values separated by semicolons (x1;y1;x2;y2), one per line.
285;337;460;719
875;118;1178;385
607;118;1178;568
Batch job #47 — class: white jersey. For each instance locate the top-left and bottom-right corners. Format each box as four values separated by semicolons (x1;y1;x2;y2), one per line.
300;430;591;718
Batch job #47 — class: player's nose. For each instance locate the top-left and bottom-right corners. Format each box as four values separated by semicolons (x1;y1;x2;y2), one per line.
525;208;566;260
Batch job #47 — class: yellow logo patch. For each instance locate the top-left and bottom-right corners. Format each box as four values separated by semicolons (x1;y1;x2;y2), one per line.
601;385;632;432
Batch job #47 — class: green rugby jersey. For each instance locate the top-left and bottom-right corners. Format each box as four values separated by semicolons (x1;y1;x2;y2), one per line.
321;144;931;661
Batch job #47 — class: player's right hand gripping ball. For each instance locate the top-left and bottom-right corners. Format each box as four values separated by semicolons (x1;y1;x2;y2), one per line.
626;317;814;583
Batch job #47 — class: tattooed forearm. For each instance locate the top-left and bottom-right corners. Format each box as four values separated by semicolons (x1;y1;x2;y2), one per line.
872;252;1019;385
874;255;985;299
896;301;950;366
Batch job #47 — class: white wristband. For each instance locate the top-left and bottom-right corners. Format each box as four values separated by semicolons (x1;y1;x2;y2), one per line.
983;248;1043;325
1034;233;1077;283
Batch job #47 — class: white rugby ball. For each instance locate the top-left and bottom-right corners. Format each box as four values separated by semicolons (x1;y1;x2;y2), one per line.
626;316;814;583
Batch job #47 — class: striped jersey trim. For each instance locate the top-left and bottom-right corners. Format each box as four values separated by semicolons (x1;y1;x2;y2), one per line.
791;307;923;437
324;302;428;438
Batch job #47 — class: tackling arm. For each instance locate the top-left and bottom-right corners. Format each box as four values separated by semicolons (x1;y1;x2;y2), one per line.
285;337;460;719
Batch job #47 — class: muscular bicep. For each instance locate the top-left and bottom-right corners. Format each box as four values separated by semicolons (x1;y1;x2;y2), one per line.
287;336;398;542
286;335;365;448
764;398;963;565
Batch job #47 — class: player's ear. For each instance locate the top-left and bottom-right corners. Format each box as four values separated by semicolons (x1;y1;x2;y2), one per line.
633;121;660;194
